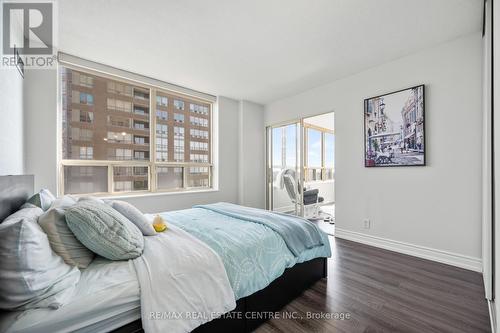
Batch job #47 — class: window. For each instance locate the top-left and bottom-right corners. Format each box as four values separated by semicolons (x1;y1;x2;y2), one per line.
73;91;94;105
134;151;149;160
156;124;168;162
156;167;183;190
109;148;133;160
174;126;185;162
174;100;184;110
113;166;149;192
72;72;93;88
134;89;149;100
156;110;168;120
107;98;132;112
305;125;334;181
134;106;149;116
190;129;208;139
71;146;93;160
187;167;210;188
107;81;133;96
106;131;132;143
134;136;147;145
114;181;132;192
60;66;213;196
270;124;298;186
174;113;184;123
71;128;93;141
190;154;208;163
324;133;334;180
190;141;208;151
307;129;322;167
134;120;149;130
108;115;131;128
190;116;208;127
156;95;168;107
64;166;108;194
72;109;94;123
190;103;209;115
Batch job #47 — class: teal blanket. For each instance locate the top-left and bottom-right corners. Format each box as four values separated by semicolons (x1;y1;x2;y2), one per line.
152;205;331;300
194;202;324;256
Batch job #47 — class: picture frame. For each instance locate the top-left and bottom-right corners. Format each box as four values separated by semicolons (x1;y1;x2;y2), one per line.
364;85;425;167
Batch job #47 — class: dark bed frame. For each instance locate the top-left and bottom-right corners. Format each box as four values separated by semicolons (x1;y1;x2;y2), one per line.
114;257;327;333
0;175;328;333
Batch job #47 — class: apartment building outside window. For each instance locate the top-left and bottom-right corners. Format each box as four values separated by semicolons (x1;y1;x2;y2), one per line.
174;113;185;123
174;99;184;110
107;81;133;96
190;103;209;115
72;109;94;123
72;72;93;88
156;110;168;120
190;116;208;127
107;98;132;112
73;91;94;105
173;126;185;162
72;146;93;160
60;66;213;196
156;96;168;107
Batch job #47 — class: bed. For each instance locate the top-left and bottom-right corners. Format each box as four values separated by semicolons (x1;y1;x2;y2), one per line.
0;175;330;333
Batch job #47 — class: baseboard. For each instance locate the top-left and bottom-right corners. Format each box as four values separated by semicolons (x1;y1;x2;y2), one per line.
488;299;496;333
335;228;482;272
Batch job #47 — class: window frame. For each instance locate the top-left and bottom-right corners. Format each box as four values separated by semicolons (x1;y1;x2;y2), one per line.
304;123;334;182
58;63;215;197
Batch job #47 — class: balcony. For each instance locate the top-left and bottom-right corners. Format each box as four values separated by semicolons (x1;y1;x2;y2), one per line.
134;106;149;116
133;89;150;101
133;121;150;131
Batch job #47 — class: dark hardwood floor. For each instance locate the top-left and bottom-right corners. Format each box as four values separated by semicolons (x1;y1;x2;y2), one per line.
255;237;491;333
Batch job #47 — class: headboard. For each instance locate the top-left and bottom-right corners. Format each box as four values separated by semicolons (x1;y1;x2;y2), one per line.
0;175;34;221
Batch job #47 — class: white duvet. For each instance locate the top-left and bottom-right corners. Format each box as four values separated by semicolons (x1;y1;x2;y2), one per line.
132;224;236;333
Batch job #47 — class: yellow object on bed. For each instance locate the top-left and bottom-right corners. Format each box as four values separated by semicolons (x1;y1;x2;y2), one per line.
152;215;168;232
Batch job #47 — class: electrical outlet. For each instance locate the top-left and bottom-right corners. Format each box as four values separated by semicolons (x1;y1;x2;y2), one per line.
363;219;371;229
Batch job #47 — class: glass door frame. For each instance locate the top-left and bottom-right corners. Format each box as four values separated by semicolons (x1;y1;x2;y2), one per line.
266;111;335;217
265;119;305;216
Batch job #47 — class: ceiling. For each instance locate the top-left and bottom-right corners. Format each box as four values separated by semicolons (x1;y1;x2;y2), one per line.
57;0;483;104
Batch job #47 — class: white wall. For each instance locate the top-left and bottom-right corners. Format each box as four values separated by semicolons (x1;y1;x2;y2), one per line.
266;33;483;265
24;69;58;192
239;101;265;208
0;66;24;175
0;20;24;176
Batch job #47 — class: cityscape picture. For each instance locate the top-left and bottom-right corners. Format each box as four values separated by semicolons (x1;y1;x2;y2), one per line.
364;85;425;167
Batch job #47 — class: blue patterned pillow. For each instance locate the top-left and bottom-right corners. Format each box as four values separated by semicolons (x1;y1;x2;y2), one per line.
65;201;144;260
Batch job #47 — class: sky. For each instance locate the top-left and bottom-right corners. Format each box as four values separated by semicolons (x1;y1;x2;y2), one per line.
271;121;335;169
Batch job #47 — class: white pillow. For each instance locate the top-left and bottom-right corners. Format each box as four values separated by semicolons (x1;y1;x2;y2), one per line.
0;207;81;310
39;196;95;268
25;189;56;211
51;195;78;209
77;196;105;204
109;200;157;236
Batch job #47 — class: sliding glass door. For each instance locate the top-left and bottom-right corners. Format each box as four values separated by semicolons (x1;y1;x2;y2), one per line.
266;112;335;224
266;122;303;216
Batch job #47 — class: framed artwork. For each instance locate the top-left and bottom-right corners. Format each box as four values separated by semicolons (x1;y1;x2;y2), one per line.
364;85;425;167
